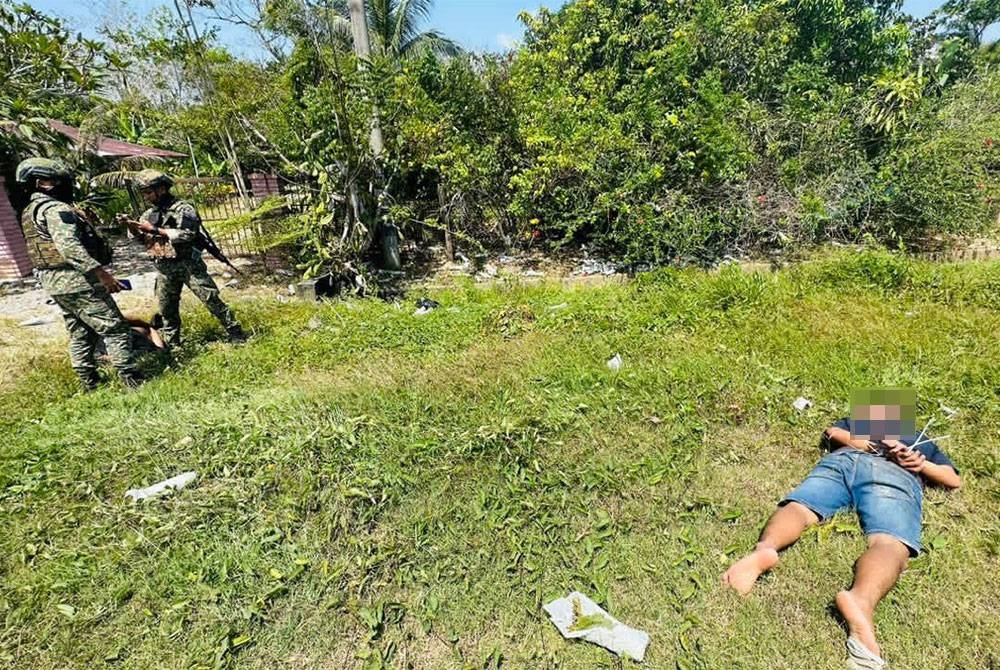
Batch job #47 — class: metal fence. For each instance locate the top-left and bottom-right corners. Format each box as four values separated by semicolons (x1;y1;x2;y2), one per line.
169;175;300;262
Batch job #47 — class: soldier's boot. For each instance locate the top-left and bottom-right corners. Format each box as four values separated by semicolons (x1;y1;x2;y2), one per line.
77;369;101;392
226;324;248;344
120;371;146;390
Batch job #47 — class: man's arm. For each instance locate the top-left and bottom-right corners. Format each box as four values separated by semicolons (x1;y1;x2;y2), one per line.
824;427;962;489
47;206;122;293
885;443;962;489
824;426;872;451
161;202;200;245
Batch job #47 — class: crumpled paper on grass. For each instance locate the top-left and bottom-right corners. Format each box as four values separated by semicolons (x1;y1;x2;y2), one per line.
543;591;649;662
125;471;197;501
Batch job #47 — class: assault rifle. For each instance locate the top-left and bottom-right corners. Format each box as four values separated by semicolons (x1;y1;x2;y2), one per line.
116;213;240;275
194;222;241;276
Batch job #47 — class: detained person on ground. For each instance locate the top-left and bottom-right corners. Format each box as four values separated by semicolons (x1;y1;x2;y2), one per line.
721;389;961;670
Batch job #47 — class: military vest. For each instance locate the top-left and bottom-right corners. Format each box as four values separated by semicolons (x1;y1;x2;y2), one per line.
20;195;113;269
142;198;201;260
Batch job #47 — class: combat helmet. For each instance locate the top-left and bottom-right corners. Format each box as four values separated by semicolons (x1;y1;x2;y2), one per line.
16;157;72;184
133;169;174;190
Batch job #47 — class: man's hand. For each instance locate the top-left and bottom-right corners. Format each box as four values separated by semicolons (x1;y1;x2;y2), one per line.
886;443;926;474
94;267;123;294
136;220;160;235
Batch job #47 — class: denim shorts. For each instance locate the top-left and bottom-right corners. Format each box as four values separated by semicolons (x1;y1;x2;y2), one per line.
781;450;924;555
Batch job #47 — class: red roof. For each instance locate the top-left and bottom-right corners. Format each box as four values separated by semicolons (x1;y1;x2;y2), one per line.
49;119;185;159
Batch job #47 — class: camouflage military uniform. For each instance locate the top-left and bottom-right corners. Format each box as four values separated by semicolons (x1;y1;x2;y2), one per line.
21;192;139;387
138;196;241;346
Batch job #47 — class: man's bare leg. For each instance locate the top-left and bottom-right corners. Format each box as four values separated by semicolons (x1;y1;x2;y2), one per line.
722;501;819;594
835;533;910;659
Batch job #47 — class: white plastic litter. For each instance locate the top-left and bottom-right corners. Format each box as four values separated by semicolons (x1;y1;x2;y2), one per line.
543;591;650;662
125;472;198;501
548;303;569;311
18;316;54;327
940;404;959;419
414;306;433;316
793;397;813;411
607;354;623;372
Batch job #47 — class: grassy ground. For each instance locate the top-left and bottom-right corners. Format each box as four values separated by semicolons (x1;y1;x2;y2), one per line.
1;249;999;670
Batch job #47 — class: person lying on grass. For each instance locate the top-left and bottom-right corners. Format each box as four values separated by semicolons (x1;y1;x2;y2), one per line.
722;391;961;668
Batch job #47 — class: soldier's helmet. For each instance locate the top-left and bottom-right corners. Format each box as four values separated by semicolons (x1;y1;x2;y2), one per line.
134;169;174;190
16;157;72;184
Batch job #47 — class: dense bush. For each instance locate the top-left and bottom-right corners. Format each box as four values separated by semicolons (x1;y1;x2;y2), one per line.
503;0;999;263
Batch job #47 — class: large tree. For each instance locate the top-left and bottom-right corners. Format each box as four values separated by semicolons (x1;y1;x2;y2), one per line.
364;0;460;59
936;0;1000;47
221;0;460;60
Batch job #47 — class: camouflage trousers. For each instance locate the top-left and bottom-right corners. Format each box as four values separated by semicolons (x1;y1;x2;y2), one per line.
155;255;239;347
50;289;138;384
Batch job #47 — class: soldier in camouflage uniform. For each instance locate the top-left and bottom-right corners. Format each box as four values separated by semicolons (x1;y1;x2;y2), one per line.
16;158;143;390
130;169;245;347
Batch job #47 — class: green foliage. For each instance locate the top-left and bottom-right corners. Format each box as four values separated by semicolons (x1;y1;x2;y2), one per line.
935;0;1000;47
0;2;116;168
873;70;1000;238
505;0;929;262
7;0;998;267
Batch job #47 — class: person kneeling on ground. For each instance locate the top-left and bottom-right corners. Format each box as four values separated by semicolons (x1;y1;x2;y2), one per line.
97;314;167;360
722;393;961;669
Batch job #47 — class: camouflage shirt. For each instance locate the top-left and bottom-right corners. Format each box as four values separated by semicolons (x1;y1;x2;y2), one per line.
139;196;201;260
23;192;106;295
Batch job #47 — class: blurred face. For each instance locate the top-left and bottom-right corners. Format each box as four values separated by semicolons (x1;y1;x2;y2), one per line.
852;404;904;440
140;185;166;205
36;177;72;202
849;388;916;441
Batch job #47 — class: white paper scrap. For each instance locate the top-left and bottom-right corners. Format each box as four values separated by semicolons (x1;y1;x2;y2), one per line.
125;471;198;501
607;354;623;372
543;591;649;662
793;397;813;411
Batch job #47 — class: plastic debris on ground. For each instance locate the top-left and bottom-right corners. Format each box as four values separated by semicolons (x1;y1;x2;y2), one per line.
793;397;813;411
18;316;55;327
940;404;959;419
125;471;198;501
607;353;623;372
414;298;440;316
543;591;650;662
574;259;620;276
548;303;569;311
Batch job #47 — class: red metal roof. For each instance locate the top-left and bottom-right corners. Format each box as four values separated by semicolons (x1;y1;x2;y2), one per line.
49;119;186;159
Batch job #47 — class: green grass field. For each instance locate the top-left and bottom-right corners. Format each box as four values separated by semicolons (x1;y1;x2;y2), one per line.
2;250;999;670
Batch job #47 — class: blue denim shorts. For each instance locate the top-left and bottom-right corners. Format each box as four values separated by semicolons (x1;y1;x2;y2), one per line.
781;450;924;555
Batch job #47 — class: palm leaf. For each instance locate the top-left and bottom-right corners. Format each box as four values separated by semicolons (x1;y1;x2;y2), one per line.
91;170;139;190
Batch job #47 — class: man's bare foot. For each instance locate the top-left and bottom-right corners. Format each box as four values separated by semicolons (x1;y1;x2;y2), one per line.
722;547;780;595
836;590;881;659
